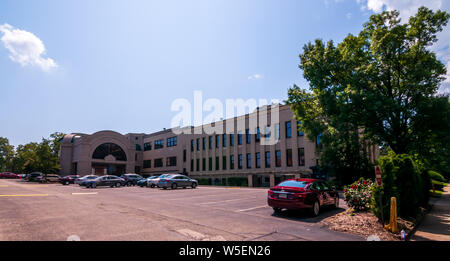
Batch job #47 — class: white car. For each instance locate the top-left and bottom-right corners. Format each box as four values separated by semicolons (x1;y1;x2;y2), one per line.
147;174;174;188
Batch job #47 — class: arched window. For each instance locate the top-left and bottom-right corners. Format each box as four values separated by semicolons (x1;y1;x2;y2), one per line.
92;143;127;161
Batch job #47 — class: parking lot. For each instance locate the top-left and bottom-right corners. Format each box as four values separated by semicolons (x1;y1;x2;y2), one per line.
0;179;363;241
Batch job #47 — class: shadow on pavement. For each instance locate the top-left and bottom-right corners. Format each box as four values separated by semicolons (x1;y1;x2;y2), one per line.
271;206;346;223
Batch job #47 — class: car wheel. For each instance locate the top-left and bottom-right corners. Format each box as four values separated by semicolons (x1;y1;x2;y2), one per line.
171;183;177;190
273;208;282;213
115;182;121;188
151;184;155;188
163;187;167;190
311;201;320;217
91;183;97;188
191;182;197;189
65;181;69;185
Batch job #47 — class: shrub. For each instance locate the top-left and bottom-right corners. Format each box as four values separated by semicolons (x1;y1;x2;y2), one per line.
343;178;374;211
428;170;446;183
371;153;425;220
198;178;211;185
227;177;248;187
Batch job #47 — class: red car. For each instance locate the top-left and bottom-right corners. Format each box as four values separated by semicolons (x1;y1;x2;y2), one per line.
0;172;18;179
268;178;339;216
58;175;80;185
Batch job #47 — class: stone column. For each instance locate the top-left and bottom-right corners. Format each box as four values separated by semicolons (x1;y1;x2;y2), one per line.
248;174;253;187
269;174;275;187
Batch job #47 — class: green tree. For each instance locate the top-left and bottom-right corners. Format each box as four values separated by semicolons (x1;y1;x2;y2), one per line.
287;7;450;183
0;137;15;172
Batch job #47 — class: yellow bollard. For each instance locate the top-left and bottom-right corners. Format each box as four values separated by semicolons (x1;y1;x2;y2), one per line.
384;197;399;233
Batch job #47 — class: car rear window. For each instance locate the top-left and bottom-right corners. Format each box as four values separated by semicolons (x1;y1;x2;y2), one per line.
277;180;308;188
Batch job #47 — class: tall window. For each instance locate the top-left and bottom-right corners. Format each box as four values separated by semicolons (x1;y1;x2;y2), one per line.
285;121;292;138
238;154;243;169
202;137;206;150
202;158;206;171
246;153;252;169
215;156;220;170
286;149;292;167
230;155;235;170
215;135;220;148
265;151;271;168
196;138;200;151
209;136;213;149
298;148;305;166
166;156;177;167
265;126;271;141
222;134;227;148
144;142;152;151
143;160;151;169
154;140;164;149
256;127;261;142
237;131;243;145
154;158;163;168
190;159;194;171
256;152;261;168
183;149;186;162
297;121;304;136
275;150;281;167
222;156;227;170
167;137;177;147
209;157;213;171
246;129;251;144
196;159;200;171
275;124;280;140
191;140;194;152
230;134;234;146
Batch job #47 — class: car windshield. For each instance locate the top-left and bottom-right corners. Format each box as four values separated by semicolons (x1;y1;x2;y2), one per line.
87;176;98;179
277;180;309;188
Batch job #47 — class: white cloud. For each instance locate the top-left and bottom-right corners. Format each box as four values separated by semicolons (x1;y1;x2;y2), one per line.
248;74;263;80
0;23;57;72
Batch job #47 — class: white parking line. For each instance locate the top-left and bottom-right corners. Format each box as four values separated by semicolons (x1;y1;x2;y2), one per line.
235;205;268;212
199;198;247;205
71;192;98;195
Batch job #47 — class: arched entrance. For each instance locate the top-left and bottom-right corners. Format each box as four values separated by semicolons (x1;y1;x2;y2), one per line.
91;143;127;175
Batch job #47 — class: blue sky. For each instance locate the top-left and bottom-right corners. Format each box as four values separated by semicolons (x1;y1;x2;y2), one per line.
1;0;449;146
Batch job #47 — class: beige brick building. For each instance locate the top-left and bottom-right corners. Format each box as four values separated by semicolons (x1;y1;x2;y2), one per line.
59;104;379;187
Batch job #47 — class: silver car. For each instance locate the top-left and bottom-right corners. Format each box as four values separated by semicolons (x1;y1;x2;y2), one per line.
75;175;99;186
157;174;198;189
147;174;172;188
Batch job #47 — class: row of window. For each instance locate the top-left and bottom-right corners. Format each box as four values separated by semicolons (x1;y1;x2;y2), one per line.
143;156;177;169
190;121;305;152
189;148;306;172
144;137;178;151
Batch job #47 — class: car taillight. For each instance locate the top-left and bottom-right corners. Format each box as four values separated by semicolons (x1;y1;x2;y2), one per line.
268;190;274;196
294;193;306;198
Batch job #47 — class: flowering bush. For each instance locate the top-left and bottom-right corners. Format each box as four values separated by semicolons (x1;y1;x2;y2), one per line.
343;178;374;211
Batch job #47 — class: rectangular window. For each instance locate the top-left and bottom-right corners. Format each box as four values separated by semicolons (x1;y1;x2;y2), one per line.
215;156;220;170
230;134;234;146
238;154;243;169
275;124;280;140
286;149;292;167
230;155;235;170
196;138;200;151
238;131;243;145
246;129;251;144
154;140;164;149
167;137;177;147
190;159;194;171
265;126;271;141
183;149;186;162
143;160;151;169
265;151;271;168
215;135;220;148
222;156;227;170
209;157;213;171
222;134;227;148
202;158;206;171
209;136;213;149
256;152;261;168
166;156;177;167
144;142;152;151
154;158;163;168
256;127;261;142
297;121;304;136
196;159;200;171
275;150;281;167
202;137;206;150
191;140;194;152
285;121;292;138
298;148;305;166
246;153;252;169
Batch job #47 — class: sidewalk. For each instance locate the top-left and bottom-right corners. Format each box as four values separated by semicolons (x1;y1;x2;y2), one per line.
411;185;450;241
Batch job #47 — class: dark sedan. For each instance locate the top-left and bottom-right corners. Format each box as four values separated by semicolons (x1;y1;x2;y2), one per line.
26;172;44;182
157;174;198;189
267;178;339;216
120;174;144;186
84;175;125;188
59;175;80;185
137;176;158;187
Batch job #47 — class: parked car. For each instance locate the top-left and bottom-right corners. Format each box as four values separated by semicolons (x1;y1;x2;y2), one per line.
157;174;198;189
26;172;44;182
147;174;171;188
120;174;144;186
0;172;18;179
267;178;339;216
137;176;158;187
59;175;80;185
75;175;99;186
84;175;125;188
36;174;60;183
17;174;27;179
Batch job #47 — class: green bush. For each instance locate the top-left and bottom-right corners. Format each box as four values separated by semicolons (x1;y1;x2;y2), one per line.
227;177;248;187
371;153;425;220
198;178;211;185
428;170;446;182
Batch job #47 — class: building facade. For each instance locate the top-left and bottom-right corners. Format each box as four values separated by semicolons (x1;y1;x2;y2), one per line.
59;105;379;187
